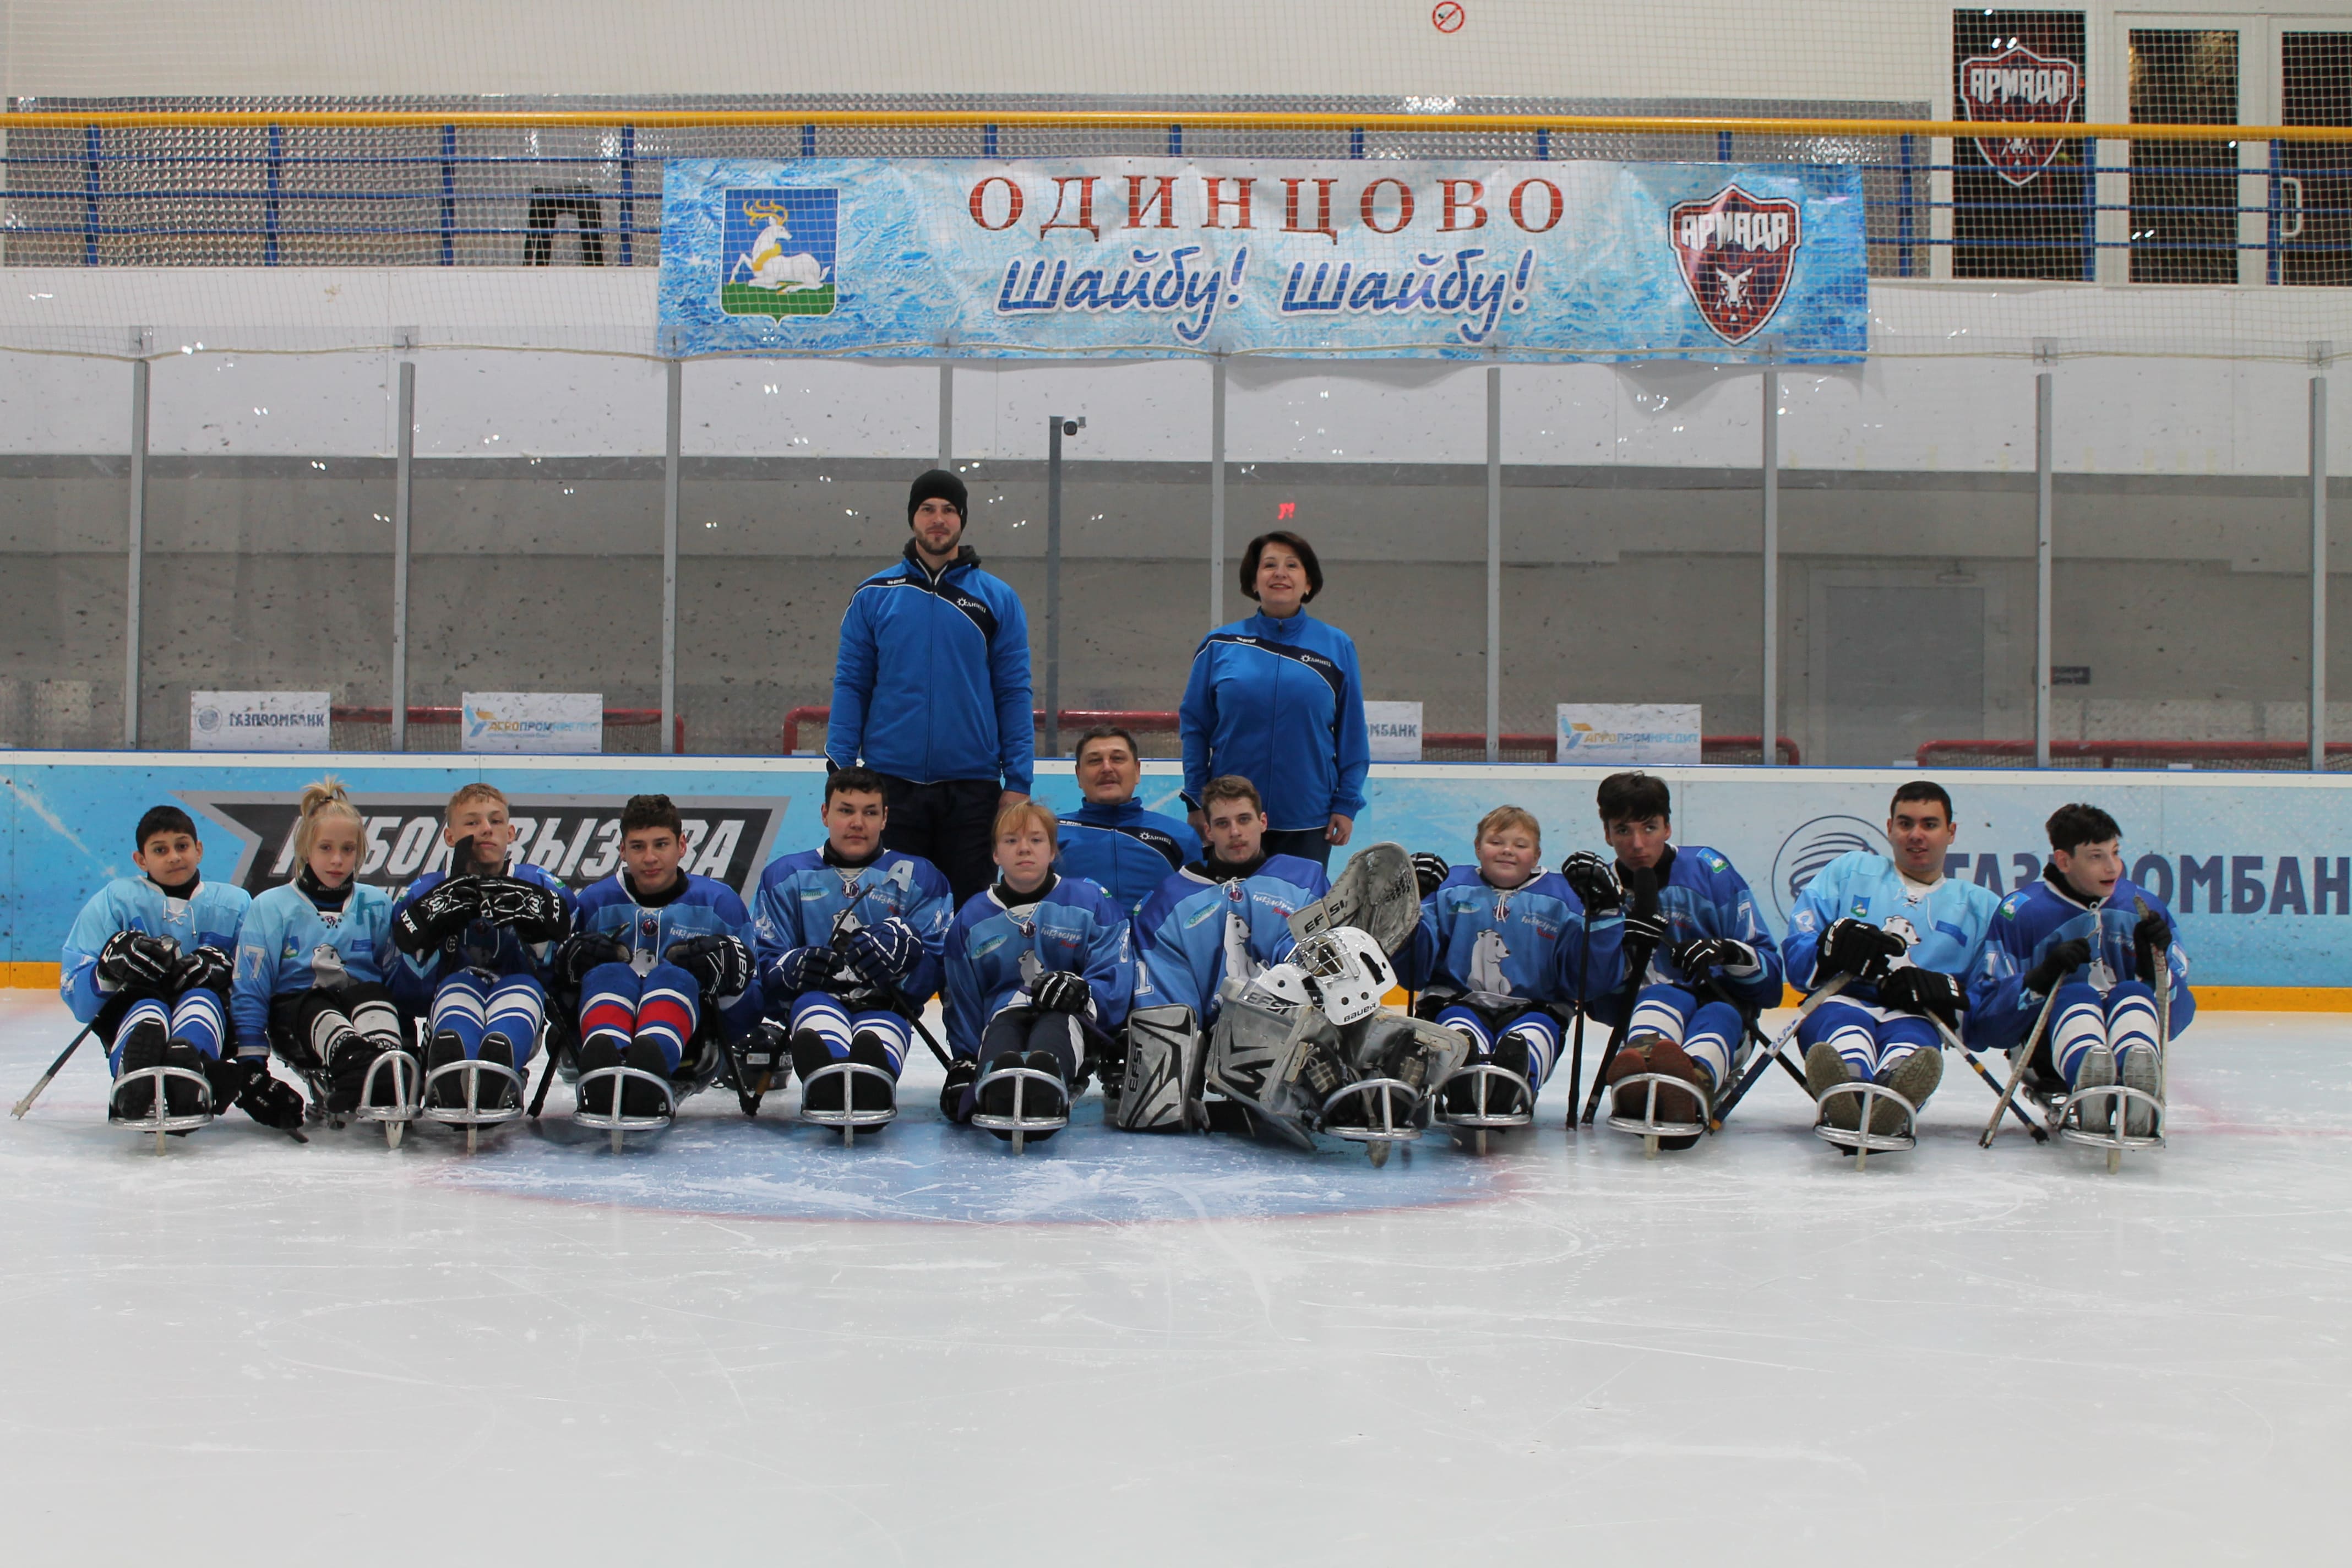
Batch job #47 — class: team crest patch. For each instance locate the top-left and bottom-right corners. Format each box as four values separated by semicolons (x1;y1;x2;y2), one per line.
1670;185;1800;345
721;188;839;318
1958;43;2079;187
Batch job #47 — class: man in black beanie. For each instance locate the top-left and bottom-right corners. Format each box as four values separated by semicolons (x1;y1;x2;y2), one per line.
825;467;1035;905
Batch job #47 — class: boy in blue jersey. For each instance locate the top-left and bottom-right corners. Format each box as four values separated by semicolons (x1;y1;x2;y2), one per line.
1575;772;1782;1130
940;801;1134;1140
1783;779;2002;1137
388;782;573;1113
232;779;407;1116
61;804;298;1129
1057;724;1200;919
1394;804;1627;1120
1969;803;2190;1137
752;766;954;1119
827;468;1034;905
1131;775;1330;1025
555;794;759;1119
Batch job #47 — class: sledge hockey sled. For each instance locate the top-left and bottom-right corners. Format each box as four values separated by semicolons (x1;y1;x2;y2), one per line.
796;1059;898;1146
108;1061;216;1153
968;1060;1069;1154
420;1054;526;1153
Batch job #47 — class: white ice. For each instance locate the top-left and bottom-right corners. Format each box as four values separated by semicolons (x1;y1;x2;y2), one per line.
1;988;2346;1565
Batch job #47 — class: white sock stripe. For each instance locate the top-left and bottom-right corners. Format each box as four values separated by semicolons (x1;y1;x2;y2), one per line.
122;997;169;1030
432;989;488;1027
1433;1006;1494;1052
1628;998;1689;1042
349;1000;401;1038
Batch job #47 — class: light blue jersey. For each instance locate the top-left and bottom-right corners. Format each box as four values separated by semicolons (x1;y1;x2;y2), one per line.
1967;872;2193;1053
749;846;955;1009
943;875;1135;1058
230;880;396;1052
1782;850;2001;1004
574;870;763;1039
1396;867;1626;1011
60;876;251;1023
1131;854;1330;1022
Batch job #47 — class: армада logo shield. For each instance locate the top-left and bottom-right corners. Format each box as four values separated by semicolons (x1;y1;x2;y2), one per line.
1958;43;2081;187
1670;184;1801;346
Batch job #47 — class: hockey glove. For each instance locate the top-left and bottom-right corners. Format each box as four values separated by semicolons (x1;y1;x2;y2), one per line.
97;929;179;991
1877;965;1964;1028
1031;970;1093;1016
2022;935;2093;997
1816;917;1907;984
554;931;631;988
1558;851;1623;914
206;1055;307;1130
1619;864;1665;951
2132;903;2173;983
666;934;754;1003
768;945;846;995
168;943;233;997
1411;853;1451;899
480;877;570;943
391;877;484;956
1673;937;1757;978
842;917;923;992
939;1058;979;1122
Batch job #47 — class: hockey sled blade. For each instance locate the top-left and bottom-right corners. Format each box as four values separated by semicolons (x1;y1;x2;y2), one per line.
1289;842;1418;955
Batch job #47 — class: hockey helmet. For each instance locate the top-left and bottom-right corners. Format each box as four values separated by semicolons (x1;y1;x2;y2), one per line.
1292;927;1396;1026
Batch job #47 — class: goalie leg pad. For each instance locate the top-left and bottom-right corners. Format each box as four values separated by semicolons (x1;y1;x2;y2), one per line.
1113;1005;1202;1133
1204;981;1331;1148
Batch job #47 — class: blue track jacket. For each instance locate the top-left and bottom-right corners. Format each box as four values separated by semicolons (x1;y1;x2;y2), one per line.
827;542;1034;793
1179;609;1369;832
1057;798;1201;919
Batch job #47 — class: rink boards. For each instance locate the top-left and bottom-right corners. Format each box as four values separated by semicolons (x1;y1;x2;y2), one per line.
2;750;2349;995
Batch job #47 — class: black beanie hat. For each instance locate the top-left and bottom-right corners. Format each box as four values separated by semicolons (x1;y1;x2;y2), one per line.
907;468;967;524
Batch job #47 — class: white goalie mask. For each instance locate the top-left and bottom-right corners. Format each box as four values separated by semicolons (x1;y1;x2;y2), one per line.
1289;927;1396;1026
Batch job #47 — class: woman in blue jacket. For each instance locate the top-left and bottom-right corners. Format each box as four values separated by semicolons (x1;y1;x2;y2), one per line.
1179;530;1370;870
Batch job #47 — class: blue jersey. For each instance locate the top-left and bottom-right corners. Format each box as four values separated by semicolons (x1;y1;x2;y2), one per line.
1179;609;1370;832
230;881;396;1052
1131;854;1331;1022
1056;798;1201;919
574;871;763;1038
943;875;1135;1057
1967;872;2194;1053
1397;867;1627;1013
827;543;1035;793
1586;844;1783;1024
1782;851;2001;1006
60;876;251;1023
387;863;575;1012
749;846;955;1009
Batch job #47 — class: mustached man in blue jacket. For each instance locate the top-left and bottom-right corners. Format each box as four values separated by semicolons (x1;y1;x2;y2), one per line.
1057;723;1201;919
1180;530;1369;872
827;468;1033;907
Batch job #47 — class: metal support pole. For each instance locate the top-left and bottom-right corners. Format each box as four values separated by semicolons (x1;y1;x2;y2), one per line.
391;360;415;752
2314;374;2329;772
2035;372;2054;769
937;361;953;471
1760;368;1778;766
1046;415;1064;760
1485;364;1502;763
662;358;682;754
124;358;148;749
1210;357;1227;628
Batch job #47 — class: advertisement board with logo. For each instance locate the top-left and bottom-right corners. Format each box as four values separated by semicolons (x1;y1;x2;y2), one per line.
660;157;1867;362
460;693;603;755
188;691;330;753
1364;701;1424;763
6;756;2351;993
1556;704;1702;766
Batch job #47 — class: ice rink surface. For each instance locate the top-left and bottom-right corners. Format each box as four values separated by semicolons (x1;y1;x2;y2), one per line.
2;990;2345;1566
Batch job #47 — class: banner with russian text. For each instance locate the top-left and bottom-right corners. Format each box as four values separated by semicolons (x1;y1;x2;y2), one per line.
658;157;1868;362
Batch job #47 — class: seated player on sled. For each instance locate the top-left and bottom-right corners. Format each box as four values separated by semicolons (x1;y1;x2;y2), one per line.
61;804;298;1135
1969;802;2190;1145
940;801;1133;1146
751;767;953;1131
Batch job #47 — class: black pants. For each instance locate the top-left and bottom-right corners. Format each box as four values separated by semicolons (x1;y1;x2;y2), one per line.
1259;826;1333;871
265;983;404;1071
880;775;1002;906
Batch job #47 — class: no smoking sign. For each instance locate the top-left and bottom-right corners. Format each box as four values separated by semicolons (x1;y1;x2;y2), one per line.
1431;2;1464;34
